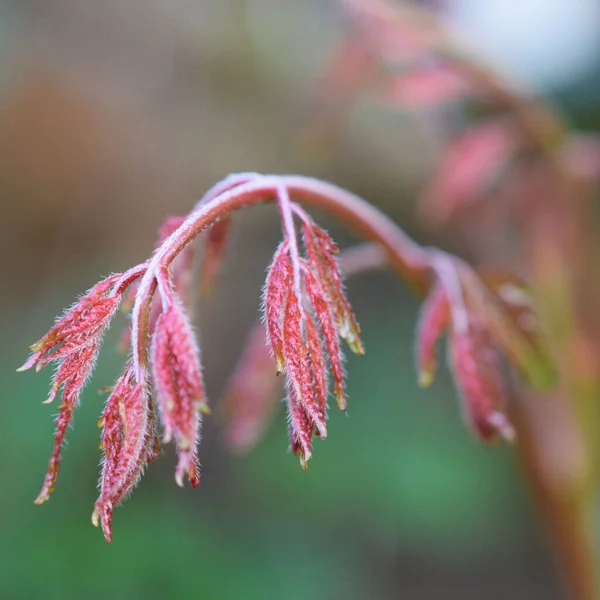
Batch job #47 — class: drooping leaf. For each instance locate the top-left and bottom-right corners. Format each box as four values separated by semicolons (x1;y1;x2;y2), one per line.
459;264;558;389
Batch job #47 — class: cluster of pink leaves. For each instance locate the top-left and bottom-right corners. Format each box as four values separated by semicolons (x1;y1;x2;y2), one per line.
263;207;363;468
222;244;386;455
19;268;145;510
415;261;556;443
416;278;514;442
20;171;555;543
223;246;553;459
19;218;212;542
19;173;365;540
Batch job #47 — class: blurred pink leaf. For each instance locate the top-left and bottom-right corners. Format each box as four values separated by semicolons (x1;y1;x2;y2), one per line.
384;65;470;108
221;324;280;454
449;319;515;443
200;217;232;295
459;265;558;389
421;121;517;225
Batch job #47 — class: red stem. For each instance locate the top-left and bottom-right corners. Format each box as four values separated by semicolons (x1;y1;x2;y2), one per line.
131;174;434;377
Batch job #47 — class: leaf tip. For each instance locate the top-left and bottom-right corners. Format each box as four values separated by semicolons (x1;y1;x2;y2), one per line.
418;369;435;388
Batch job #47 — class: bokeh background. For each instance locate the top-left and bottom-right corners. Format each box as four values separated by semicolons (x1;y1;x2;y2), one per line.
2;1;600;599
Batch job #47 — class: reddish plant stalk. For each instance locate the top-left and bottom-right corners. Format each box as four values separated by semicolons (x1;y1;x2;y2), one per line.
21;170;554;543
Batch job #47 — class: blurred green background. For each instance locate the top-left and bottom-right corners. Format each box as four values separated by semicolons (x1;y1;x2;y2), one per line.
2;1;599;598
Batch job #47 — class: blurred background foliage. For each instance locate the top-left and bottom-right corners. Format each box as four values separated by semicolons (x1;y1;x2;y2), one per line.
1;1;599;598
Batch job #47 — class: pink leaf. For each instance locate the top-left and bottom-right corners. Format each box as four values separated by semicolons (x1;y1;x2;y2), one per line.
263;242;292;374
385;65;470;107
449;320;515;443
20;274;122;372
221;324;281;454
282;284;327;439
415;281;449;387
200;218;232;294
34;344;98;504
422;122;517;225
286;383;313;471
302;221;363;355
151;294;206;487
303;265;347;412
92;370;152;543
